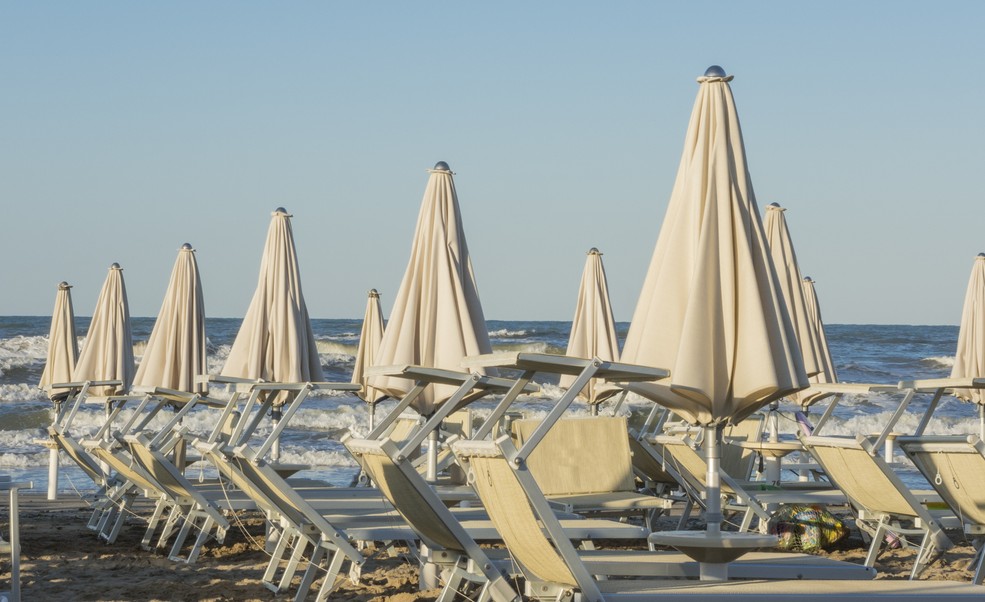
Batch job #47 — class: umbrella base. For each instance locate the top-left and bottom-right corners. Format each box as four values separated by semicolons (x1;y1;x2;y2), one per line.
648;531;778;580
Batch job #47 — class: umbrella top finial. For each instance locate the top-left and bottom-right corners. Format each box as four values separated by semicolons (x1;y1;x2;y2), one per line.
588;247;602;255
804;276;814;283
181;242;194;251
978;253;985;258
704;65;726;77
767;202;785;211
433;161;451;171
110;262;122;270
58;281;72;290
368;288;380;298
698;65;733;83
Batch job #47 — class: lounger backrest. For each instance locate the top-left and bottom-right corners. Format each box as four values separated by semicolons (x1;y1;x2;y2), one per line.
899;436;985;526
512;417;635;495
224;447;366;560
721;415;764;479
86;441;159;493
228;450;317;527
127;436;199;501
627;436;679;487
442;410;472;439
50;431;106;485
650;435;738;496
464;446;579;588
804;436;918;517
195;443;283;518
354;441;465;552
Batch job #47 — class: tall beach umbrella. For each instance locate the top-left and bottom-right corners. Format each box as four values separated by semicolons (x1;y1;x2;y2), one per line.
792;276;838;408
39;281;79;400
763;203;821;378
372;161;493;416
221;208;323;386
40;281;79;499
621;66;806;558
73;263;135;397
352;289;388;429
950;253;985;405
133;243;207;393
558;248;620;406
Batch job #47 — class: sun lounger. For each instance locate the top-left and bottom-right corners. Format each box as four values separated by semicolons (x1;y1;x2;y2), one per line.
897;434;985;584
802;434;953;578
449;435;903;602
646;433;844;533
342;435;522;602
511;417;676;529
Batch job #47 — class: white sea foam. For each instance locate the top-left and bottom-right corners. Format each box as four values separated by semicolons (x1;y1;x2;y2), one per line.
0;450;50;468
923;355;955;368
275;447;359;468
490;342;559;354
316;340;357;357
0;383;47;403
291;405;368;433
488;328;528;338
0;334;52;359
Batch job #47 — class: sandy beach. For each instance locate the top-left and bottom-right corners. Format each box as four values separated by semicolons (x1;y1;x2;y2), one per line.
12;494;979;601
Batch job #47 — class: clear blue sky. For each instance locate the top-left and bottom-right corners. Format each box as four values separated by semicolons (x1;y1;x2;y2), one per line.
3;2;983;325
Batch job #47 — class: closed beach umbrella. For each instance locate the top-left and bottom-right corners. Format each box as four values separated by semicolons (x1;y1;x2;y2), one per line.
133;243;207;393
558;248;620;405
73;263;135;397
621;66;807;542
792;276;838;408
352;289;388;427
372;162;493;416
221;208;323;385
39;281;79;400
950;253;985;405
764;203;821;378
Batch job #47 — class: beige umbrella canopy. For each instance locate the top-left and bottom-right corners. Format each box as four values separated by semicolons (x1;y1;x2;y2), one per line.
39;281;79;400
72;264;135;397
622;67;807;427
791;276;838;408
558;248;621;404
950;253;985;404
222;208;323;386
621;67;806;550
133;244;207;394
764;203;821;379
371;162;493;416
352;288;388;409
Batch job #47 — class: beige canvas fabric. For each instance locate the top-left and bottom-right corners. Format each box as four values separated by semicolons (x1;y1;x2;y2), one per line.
359;452;462;551
950;254;985;404
72;264;135;396
621;70;806;425
468;454;579;587
351;289;387;404
792;277;838;407
39;282;79;398
133;244;207;393
512;417;635;495
558;248;621;403
221;209;323;385
764;204;821;378
904;442;985;525
371;163;493;415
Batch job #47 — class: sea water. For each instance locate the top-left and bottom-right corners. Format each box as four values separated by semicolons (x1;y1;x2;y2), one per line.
0;316;975;494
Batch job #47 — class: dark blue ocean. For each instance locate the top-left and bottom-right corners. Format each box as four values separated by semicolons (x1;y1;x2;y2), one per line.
0;317;973;492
